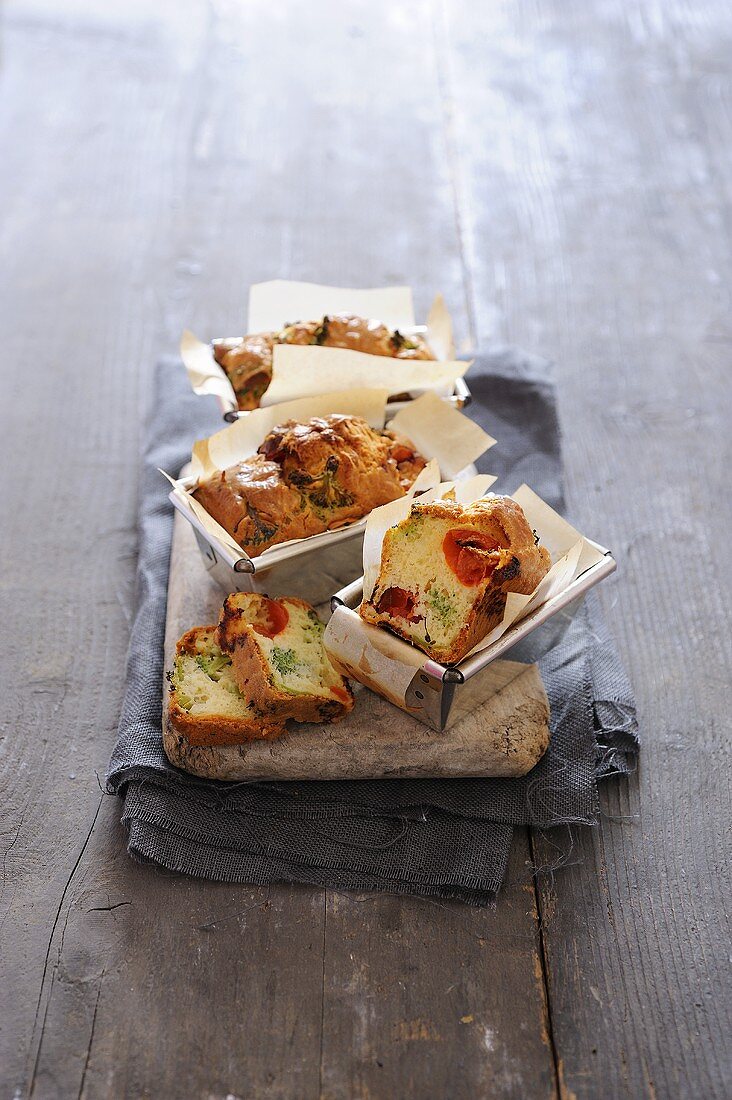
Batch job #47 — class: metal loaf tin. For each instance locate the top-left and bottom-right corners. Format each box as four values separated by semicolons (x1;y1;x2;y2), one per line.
172;462;479;605
170;479;370;606
328;544;617;732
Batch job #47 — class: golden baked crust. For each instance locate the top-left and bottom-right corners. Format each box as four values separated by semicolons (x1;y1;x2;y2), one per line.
213;333;277;411
193;413;426;558
278;313;433;360
217;593;355;725
167;705;285;747
360;495;552;665
193;455;305;555
213;312;434;410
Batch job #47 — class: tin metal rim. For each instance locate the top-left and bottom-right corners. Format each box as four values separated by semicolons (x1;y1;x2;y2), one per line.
330;543;617;684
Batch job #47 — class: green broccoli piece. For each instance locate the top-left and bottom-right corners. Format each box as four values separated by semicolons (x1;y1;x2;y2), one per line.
427;587;456;628
195;651;231;681
270;647;302;678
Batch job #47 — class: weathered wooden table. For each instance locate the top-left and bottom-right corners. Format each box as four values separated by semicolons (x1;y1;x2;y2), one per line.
2;1;730;1096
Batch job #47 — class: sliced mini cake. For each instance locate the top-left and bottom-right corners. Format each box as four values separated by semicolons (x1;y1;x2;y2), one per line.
360;495;551;665
217;592;354;724
167;626;286;746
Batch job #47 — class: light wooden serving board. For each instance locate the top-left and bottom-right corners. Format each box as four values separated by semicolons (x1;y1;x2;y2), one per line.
162;509;551;780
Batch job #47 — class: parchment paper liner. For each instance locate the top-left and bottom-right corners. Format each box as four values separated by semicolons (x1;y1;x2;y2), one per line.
180;281;464;415
323;481;607;708
162;388;496;573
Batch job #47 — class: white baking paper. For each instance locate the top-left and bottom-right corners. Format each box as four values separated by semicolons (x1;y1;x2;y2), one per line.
261;344;468;407
180;330;238;414
181;283;462;417
324;604;427;710
247;281;416;333
389;391;495;480
425;293;455;360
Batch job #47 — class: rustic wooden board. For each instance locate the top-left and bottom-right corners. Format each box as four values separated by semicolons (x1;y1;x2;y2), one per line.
2;0;730;1097
163;508;550;780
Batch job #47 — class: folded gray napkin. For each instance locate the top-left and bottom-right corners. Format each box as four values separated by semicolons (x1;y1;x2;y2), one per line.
107;353;638;904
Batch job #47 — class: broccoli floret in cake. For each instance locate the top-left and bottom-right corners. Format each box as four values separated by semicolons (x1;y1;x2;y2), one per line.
426;586;457;629
270;646;303;679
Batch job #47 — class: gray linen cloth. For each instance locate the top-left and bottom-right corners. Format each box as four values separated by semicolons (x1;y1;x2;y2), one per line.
107;354;638;904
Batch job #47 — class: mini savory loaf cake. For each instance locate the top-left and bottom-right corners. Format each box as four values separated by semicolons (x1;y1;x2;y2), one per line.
217;593;354;724
214;312;435;410
193;412;426;558
360;495;552;665
167;626;286;746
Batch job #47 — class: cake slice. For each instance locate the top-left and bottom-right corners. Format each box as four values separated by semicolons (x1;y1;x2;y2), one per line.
359;495;552;665
217;593;354;724
167;626;286;746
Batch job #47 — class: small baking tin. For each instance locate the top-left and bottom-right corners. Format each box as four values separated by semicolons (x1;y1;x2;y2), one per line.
170;482;370;606
326;544;617;732
183;284;468;421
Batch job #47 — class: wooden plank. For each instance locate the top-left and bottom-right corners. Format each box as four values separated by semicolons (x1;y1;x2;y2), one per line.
319;832;557;1100
441;0;732;1095
0;4;192;1092
1;1;558;1097
30;807;324;1099
0;4;316;1098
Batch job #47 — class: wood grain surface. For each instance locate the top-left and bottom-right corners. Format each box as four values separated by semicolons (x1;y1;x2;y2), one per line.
1;1;729;1098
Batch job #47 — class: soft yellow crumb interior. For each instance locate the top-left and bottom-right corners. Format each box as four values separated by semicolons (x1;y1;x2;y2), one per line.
172;629;254;718
370;513;484;651
253;602;345;699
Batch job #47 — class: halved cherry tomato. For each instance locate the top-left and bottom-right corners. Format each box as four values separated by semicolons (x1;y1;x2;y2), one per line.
443;527;501;587
376;586;421;622
252;597;289;638
331;686;351;704
391;444;415;464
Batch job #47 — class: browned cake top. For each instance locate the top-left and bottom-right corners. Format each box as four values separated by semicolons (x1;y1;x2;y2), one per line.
277;313;433;361
213;312;435;410
193;413;426;557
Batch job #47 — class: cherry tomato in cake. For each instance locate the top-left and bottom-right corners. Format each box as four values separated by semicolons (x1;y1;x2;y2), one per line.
251;597;290;638
442;527;501;587
375;586;421;622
